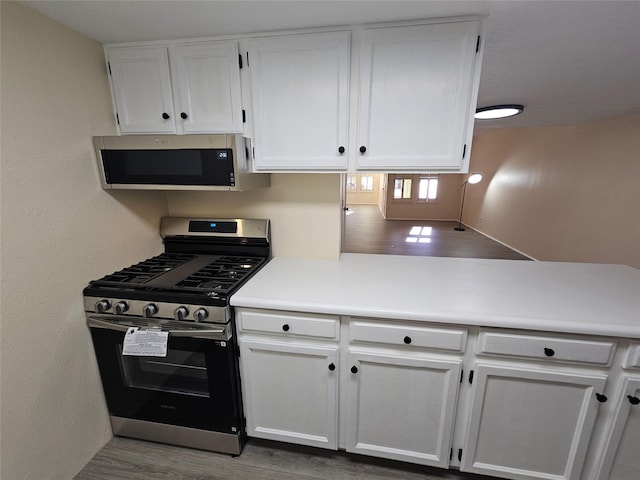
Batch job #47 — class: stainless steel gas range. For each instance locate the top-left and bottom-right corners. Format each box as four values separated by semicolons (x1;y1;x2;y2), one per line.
84;217;270;455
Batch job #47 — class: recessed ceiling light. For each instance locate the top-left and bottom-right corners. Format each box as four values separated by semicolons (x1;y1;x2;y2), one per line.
475;104;524;120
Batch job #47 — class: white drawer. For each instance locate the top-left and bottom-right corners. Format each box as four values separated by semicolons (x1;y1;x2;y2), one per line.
237;309;339;339
349;319;467;352
477;330;616;365
623;344;640;369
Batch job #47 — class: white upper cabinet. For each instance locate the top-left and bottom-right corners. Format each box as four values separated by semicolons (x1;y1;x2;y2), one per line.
170;43;243;134
107;47;176;134
106;42;243;134
355;21;482;171
247;31;351;170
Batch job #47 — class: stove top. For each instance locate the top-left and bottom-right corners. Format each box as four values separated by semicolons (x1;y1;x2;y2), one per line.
85;253;267;303
83;217;271;317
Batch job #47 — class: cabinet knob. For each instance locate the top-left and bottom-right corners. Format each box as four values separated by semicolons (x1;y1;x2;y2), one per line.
351;365;358;374
628;395;640;405
328;363;336;371
595;393;608;403
338;146;345;154
282;324;290;332
359;145;367;154
180;112;188;119
403;336;412;344
162;112;170;120
544;347;555;357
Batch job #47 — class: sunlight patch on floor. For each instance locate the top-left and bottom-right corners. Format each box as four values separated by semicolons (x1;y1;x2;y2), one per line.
406;225;433;243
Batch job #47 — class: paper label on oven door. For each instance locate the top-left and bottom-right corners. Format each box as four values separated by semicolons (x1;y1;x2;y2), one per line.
122;327;168;357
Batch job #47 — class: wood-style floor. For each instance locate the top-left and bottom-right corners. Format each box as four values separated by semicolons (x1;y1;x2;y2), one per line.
343;204;530;261
75;437;500;480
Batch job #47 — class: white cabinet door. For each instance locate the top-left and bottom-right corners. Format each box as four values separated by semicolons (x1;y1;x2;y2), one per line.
594;377;640;480
107;47;176;134
345;350;461;467
170;42;243;134
356;21;481;171
248;31;350;170
238;338;339;449
461;364;608;480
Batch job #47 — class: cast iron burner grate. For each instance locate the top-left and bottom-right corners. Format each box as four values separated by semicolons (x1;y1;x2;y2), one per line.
172;256;266;294
90;253;196;288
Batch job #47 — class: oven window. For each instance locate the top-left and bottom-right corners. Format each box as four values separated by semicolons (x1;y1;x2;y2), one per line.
118;346;210;398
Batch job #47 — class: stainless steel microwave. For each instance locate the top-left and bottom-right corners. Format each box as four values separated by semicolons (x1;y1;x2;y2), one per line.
93;134;269;191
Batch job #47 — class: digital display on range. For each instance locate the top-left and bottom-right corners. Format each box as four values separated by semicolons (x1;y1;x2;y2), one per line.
189;221;238;233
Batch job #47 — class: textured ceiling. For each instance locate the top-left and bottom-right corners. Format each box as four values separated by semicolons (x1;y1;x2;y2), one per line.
17;1;640;131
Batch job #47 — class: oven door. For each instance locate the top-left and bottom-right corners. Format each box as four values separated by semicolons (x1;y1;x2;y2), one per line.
88;316;242;434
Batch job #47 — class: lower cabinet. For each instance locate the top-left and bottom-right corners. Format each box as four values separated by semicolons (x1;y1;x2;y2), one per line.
238;338;339;449
345;350;461;467
594;376;640;479
235;309;629;480
460;364;608;480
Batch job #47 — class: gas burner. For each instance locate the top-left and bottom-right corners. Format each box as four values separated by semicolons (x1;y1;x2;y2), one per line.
90;253;195;288
172;256;266;294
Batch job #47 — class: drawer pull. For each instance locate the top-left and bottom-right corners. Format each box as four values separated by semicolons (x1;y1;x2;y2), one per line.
328;363;336;371
595;393;608;403
544;347;555;357
628;395;640;405
282;324;290;332
351;365;358;374
403;336;412;344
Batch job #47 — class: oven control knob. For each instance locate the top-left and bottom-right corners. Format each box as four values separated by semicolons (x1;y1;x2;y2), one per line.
114;301;129;315
193;308;209;322
174;306;189;321
94;299;111;313
143;303;158;318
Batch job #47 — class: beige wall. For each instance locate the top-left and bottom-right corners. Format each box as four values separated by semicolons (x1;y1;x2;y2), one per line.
166;173;342;259
1;3;168;479
384;173;464;220
465;115;640;268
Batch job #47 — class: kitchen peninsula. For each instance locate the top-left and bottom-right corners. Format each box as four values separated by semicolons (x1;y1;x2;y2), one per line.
231;254;640;480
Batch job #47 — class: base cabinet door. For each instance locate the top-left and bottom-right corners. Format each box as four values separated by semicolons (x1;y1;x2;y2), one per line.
238;338;339;449
594;377;640;480
461;365;607;480
346;350;462;467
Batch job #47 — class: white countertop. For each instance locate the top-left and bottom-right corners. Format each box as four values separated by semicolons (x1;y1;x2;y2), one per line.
231;253;640;338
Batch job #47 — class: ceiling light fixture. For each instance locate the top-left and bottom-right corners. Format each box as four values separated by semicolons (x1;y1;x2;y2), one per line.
475;104;524;120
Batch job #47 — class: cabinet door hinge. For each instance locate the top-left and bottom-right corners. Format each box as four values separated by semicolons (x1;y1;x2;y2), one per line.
476;35;481;53
462;144;467;159
450;448;453;461
468;370;474;384
458;448;463;461
239;53;243;69
107;61;112;75
115;113;120;125
242;109;246;123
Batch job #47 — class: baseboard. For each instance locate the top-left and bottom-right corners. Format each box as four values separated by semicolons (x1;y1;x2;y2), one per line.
464;224;538;261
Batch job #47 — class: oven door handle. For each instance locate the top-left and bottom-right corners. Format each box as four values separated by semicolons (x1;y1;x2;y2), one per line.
87;317;131;332
87;317;228;339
